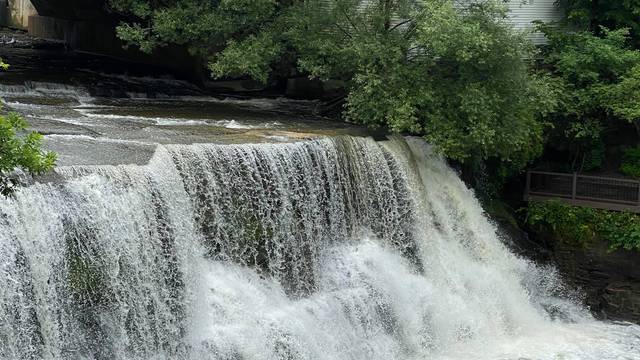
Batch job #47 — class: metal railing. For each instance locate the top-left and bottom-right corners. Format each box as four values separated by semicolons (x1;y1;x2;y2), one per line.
525;171;640;212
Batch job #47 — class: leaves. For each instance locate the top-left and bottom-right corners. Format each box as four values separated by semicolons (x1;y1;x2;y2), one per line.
0;111;57;195
620;146;640;177
210;33;284;84
538;24;640;171
558;0;640;47
527;200;640;251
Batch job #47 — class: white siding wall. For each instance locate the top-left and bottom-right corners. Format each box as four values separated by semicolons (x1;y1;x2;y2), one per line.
506;0;564;44
319;0;564;44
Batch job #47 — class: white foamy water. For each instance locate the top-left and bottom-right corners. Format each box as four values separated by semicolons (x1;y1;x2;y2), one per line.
73;110;282;129
0;137;638;359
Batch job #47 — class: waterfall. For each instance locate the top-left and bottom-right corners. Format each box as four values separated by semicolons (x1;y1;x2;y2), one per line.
0;136;638;360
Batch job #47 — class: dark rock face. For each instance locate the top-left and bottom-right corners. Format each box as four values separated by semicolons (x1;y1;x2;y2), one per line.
30;0;107;20
552;240;640;323
513;223;640;323
491;207;640;324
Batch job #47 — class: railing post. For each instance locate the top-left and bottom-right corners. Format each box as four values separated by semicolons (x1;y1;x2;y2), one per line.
572;172;577;200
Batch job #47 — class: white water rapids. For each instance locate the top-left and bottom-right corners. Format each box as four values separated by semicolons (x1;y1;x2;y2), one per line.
0;136;638;359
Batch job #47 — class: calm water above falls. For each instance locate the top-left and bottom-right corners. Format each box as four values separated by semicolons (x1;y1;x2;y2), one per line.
0;133;639;359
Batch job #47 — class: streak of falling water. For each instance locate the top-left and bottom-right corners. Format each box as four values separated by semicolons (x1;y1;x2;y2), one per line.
0;136;639;360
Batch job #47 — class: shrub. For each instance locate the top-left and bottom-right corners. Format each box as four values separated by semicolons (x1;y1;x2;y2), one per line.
620;147;640;177
0;112;57;195
526;200;640;251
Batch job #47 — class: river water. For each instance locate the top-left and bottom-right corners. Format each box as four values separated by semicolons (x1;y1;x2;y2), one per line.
0;84;639;359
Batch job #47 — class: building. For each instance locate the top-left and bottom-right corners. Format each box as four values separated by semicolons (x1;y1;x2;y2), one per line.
504;0;564;44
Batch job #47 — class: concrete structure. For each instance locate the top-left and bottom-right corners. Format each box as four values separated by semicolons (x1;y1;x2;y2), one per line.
0;0;205;82
0;0;37;29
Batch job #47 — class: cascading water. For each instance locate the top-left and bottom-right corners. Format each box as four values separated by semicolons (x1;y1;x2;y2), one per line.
1;136;639;360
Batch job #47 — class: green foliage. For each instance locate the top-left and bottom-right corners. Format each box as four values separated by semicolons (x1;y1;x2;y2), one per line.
607;64;640;124
582;139;605;171
209;32;284;84
0;112;57;194
527;200;596;248
111;0;556;174
110;0;281;58
620;147;640;177
527;200;640;251
539;25;640;171
292;0;556;171
0;59;8;71
558;0;640;47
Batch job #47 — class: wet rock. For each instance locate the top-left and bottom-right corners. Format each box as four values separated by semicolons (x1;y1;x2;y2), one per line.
540;232;640;323
496;212;640;324
602;282;640;322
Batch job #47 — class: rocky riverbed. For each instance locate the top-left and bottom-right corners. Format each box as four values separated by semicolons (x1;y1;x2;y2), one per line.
0;28;376;167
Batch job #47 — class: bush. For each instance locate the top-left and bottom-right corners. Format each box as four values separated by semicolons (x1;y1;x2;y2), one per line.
0;112;57;195
620;147;640;177
582;139;605;171
526;200;640;251
537;25;640;171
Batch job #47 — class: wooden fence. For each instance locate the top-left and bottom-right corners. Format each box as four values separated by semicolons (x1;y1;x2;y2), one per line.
524;171;640;213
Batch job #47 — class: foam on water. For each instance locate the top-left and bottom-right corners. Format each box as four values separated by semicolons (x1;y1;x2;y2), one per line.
0;136;638;359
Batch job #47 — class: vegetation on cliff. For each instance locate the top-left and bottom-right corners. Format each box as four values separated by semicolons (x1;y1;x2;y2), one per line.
527;200;640;251
520;2;640;252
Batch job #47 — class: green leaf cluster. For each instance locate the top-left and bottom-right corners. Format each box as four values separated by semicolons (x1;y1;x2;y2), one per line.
0;112;57;194
538;25;640;171
558;0;640;47
527;200;640;251
620;146;640;178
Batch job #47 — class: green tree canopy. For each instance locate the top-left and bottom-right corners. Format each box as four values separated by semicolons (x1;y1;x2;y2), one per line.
558;0;640;47
539;24;640;170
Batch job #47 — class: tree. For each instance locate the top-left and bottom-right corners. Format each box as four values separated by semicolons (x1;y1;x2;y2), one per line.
0;112;57;195
538;24;640;171
558;0;640;47
111;0;555;175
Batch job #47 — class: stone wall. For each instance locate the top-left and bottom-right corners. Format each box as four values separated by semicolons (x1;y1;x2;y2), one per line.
552;239;640;323
28;15;205;82
520;220;640;323
0;0;37;29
